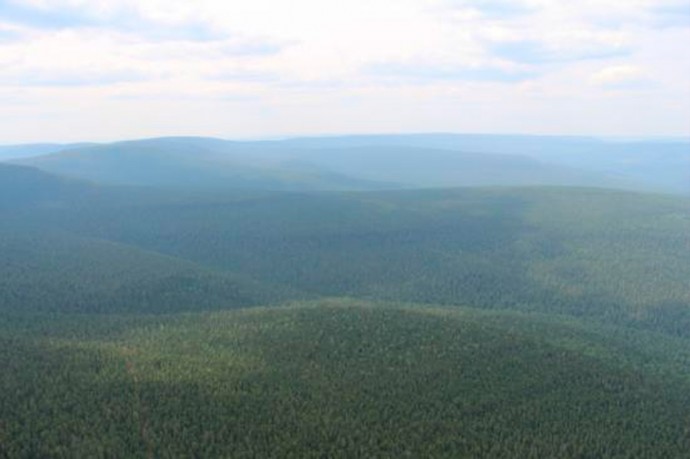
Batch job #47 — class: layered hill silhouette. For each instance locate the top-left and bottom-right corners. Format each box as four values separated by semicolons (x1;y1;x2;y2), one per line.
2;163;688;335
16;138;395;191
10;134;685;192
1;138;689;457
0;143;94;161
278;134;690;194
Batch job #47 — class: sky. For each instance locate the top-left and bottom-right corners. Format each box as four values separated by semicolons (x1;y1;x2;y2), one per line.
0;0;689;143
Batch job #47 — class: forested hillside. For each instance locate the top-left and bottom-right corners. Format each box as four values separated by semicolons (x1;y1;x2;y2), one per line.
1;162;689;457
4;169;686;335
0;231;280;314
2;0;688;453
2;301;689;457
0;164;97;209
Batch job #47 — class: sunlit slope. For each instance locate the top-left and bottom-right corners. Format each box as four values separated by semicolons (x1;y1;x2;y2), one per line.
2;301;688;458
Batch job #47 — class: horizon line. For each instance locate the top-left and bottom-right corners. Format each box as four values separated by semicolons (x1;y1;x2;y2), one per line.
2;131;690;147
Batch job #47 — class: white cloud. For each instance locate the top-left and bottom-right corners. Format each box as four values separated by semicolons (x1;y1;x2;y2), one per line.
590;65;645;86
0;0;688;141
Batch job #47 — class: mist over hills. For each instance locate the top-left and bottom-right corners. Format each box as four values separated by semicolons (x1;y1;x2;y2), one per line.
4;133;686;193
0;143;95;161
2;161;688;336
0;163;98;210
15;139;394;192
258;133;690;193
1;135;689;457
262;145;627;189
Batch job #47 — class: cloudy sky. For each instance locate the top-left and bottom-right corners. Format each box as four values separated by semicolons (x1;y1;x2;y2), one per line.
0;0;689;142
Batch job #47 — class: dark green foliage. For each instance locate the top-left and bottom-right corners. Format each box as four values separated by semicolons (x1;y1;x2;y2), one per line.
1;302;689;457
18;185;684;335
2;170;689;333
2;165;690;457
0;231;282;314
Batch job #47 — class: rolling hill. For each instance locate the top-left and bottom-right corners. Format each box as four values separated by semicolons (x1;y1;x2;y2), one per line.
0;163;98;210
0;143;94;161
1;156;690;457
1;301;688;457
277;134;690;194
0;230;286;314
13;135;657;192
16;138;395;192
0;164;297;314
255;145;629;189
7;134;689;193
2;164;688;335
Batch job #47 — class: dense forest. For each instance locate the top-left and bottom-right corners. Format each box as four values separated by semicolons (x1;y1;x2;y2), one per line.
3;172;688;335
1;302;689;457
1;142;689;457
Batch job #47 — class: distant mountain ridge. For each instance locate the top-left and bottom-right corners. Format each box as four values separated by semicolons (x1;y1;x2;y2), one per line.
16;139;396;192
276;134;690;193
7;134;681;192
0;142;96;161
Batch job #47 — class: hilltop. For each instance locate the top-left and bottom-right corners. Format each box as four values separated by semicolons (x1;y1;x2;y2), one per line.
2;301;688;457
6;134;687;193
